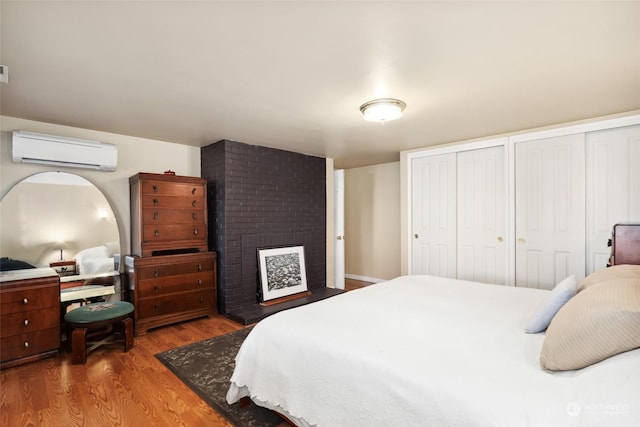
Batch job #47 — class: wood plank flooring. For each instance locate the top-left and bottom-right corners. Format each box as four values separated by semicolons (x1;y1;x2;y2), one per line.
344;278;374;291
1;315;244;427
1;282;374;427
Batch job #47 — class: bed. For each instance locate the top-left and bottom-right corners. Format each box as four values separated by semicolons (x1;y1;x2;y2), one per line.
227;271;640;427
74;242;120;275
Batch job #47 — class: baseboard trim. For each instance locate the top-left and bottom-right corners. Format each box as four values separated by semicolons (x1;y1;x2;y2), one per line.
345;274;386;284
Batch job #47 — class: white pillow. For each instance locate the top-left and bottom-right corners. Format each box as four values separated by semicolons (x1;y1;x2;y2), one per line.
104;241;120;257
525;275;577;333
74;245;109;265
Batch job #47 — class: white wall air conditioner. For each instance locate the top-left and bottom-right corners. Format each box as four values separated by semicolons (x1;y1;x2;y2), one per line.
11;131;118;171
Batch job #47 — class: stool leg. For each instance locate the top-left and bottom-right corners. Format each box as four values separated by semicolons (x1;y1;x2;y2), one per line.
71;328;88;364
123;317;133;352
66;324;73;353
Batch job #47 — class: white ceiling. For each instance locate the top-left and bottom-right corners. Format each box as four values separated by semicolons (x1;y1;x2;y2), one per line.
1;1;639;168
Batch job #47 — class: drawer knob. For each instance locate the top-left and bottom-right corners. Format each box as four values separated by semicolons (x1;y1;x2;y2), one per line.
197;264;203;271
192;188;197;195
154;304;160;313
154;285;159;293
197;279;202;286
192;213;198;220
153;199;159;206
24;342;29;348
193;228;199;236
154;269;160;277
153;185;159;193
153;211;159;220
23;298;28;305
199;296;204;303
154;229;159;237
192;200;197;207
24;319;29;326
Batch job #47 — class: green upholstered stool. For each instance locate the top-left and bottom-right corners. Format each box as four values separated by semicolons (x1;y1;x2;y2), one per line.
64;301;134;364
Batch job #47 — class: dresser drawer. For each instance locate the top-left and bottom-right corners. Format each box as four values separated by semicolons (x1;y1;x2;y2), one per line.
1;328;60;362
1;285;59;315
137;272;214;298
137;289;215;318
135;256;214;280
141;194;205;210
141;180;205;197
142;224;207;243
142;209;203;224
1;309;59;337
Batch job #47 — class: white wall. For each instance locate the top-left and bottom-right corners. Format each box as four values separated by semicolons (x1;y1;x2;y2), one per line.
1;116;202;258
344;161;401;281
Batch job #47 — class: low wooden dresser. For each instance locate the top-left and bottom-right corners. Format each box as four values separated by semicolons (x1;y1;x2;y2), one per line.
125;251;217;336
0;268;60;369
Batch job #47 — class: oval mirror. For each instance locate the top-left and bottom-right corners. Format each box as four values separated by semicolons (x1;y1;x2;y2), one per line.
0;172;120;274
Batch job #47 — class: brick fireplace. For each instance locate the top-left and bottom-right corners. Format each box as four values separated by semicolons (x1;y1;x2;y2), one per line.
201;140;341;324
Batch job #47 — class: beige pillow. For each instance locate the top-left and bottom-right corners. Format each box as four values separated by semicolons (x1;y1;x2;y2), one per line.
540;278;640;371
576;264;640;292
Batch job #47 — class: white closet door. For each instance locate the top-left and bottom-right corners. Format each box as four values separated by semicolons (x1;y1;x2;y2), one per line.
457;146;506;284
586;125;640;273
411;153;456;277
515;134;586;289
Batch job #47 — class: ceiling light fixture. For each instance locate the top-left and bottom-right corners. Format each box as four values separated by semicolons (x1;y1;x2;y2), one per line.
359;98;406;123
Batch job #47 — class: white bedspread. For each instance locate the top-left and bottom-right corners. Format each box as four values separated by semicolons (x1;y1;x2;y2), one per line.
227;275;640;427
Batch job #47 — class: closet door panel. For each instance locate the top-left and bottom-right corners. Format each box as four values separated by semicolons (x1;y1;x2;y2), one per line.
411;154;456;277
586;125;640;273
457;146;506;284
515;134;586;289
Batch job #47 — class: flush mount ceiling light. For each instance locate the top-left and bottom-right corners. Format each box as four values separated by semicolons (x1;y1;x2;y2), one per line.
359;98;406;123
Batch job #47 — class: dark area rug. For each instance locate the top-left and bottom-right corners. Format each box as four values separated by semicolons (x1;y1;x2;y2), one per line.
155;327;283;427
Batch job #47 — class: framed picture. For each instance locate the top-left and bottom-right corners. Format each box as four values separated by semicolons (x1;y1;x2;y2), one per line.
258;245;308;302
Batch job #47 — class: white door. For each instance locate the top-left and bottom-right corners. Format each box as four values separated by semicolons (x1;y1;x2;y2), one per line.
586;125;640;273
333;169;345;290
457;146;506;284
411;153;457;277
515;134;586;289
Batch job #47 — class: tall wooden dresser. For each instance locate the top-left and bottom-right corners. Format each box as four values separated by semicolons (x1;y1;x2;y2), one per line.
129;172;208;257
0;268;60;369
127;172;217;336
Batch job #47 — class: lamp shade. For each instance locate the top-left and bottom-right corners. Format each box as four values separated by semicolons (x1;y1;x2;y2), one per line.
360;98;406;122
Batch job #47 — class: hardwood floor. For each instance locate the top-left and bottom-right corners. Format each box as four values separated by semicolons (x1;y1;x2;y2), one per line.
344;278;374;291
1;315;244;427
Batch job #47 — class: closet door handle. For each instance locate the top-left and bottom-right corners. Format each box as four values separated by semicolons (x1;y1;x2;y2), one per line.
517;238;526;244
497;236;504;242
